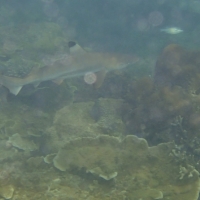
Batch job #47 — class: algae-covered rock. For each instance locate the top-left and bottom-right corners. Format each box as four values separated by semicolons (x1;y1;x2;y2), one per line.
52;135;200;200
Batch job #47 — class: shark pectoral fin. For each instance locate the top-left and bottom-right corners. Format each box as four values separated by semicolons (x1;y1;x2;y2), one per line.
94;70;107;88
52;78;64;85
8;86;22;95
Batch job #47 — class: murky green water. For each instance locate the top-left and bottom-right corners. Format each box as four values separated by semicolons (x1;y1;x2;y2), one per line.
0;0;200;199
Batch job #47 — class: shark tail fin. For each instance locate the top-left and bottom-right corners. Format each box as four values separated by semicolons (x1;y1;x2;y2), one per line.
8;86;22;95
0;75;22;95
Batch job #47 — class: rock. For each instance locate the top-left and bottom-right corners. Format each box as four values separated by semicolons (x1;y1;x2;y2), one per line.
26;156;44;167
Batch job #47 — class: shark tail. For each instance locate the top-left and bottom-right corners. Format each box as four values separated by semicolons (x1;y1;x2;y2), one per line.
0;75;23;95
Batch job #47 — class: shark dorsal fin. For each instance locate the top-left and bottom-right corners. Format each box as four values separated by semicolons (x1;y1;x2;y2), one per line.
68;41;86;55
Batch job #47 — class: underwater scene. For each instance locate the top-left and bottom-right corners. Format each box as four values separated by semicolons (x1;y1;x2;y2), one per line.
1;0;200;199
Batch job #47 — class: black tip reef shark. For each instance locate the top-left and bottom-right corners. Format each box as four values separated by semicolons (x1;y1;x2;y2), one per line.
0;41;135;95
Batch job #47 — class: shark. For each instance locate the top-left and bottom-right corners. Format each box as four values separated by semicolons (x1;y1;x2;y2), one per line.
0;41;135;95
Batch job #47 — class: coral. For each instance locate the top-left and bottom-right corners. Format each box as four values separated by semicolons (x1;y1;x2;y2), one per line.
50;135;200;200
53;135;121;177
126;45;200;141
9;133;38;151
45;101;101;152
152;44;200;133
46;98;126;152
26;22;68;54
0;21;69;80
3;56;38;78
126;83;192;136
91;98;125;135
44;153;56;164
154;44;200;93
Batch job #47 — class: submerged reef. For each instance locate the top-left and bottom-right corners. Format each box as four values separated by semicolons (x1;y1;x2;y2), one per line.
2;0;200;199
50;135;199;200
6;135;200;200
125;44;200;171
45;98;126;152
0;21;68;78
154;44;200;92
0;44;200;199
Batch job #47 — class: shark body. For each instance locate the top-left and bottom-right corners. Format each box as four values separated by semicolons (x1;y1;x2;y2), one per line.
0;41;134;95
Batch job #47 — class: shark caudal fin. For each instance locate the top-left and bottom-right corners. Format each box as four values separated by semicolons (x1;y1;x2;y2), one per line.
8;86;22;95
0;75;23;95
